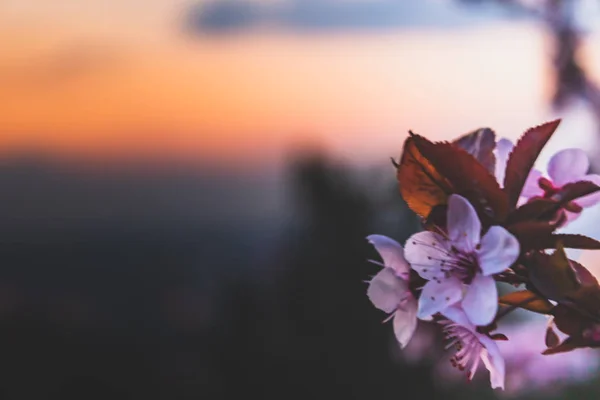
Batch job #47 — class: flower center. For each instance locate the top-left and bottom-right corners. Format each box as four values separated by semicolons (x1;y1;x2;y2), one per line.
447;247;479;284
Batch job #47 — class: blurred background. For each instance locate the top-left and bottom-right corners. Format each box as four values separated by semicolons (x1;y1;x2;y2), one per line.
2;0;600;398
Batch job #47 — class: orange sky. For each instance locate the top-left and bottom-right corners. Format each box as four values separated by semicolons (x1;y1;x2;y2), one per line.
0;1;597;168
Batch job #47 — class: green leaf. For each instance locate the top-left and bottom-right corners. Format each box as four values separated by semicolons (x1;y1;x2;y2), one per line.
498;290;554;314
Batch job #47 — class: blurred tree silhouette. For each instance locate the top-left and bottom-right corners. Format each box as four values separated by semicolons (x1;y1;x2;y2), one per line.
231;153;448;400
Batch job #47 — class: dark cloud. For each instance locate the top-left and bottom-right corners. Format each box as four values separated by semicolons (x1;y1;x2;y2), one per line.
184;0;524;35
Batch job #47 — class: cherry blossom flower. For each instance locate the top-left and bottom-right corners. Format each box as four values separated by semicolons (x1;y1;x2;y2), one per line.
495;140;600;222
366;235;418;348
440;305;505;389
404;195;519;326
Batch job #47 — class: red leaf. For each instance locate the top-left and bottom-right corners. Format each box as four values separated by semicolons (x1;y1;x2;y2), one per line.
499;290;554;314
490;333;509;341
541;234;600;250
545;325;560;348
505;181;600;225
570;260;600;287
411;134;508;224
542;337;579;355
452;127;496;175
506;221;555;252
563;261;600;319
423;204;448;231
504;119;561;210
507;222;600;250
527;243;580;302
397;137;453;218
549;181;600;204
552;304;590;336
505;198;558;225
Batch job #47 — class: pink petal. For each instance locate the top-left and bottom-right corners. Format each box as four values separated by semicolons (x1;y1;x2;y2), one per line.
548;148;589;186
416;277;463;320
447;194;481;253
461;274;498;326
441;304;475;330
367;268;409;314
494;138;514;188
574;174;600;208
393;296;418;349
404;231;452;280
520;169;544;199
479;334;506;390
477;226;520;276
366;234;410;278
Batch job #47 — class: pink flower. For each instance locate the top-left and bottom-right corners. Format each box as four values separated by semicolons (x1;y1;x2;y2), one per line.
366;235;418;348
495;140;600;223
404;195;520;326
441;305;505;389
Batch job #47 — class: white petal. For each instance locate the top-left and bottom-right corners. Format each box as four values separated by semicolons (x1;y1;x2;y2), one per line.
367;268;409;314
404;231;452;280
479;334;506;390
477;226;520;276
574;174;600;208
393;296;418;349
447;194;481;253
520;169;544;198
417;277;463;319
366;234;410;278
462;274;498;326
441;304;475;330
548;148;589;186
494;138;514;188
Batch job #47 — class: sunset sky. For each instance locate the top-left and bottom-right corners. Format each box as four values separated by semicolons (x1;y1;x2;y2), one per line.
1;0;600;169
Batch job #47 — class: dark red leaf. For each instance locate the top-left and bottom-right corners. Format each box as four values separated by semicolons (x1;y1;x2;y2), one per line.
552;304;591;336
545;325;560;348
570;260;600;287
504;119;561;210
526;243;580;302
549;181;600;204
542;337;579;355
505;181;600;225
498;290;554;314
506;221;555;252
562;261;600;320
411;134;508;224
542;234;600;250
505;198;558;225
452;127;496;175
423;204;448;231
490;333;509;341
397;137;453;218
